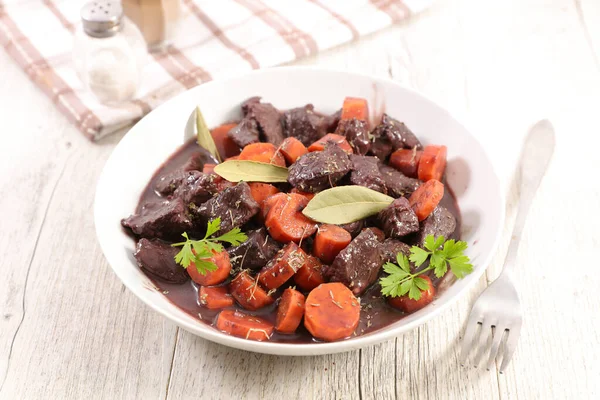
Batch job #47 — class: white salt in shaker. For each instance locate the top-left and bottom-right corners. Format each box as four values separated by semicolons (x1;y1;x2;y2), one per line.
73;0;146;105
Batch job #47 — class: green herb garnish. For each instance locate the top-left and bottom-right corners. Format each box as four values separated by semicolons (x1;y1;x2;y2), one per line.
380;234;473;300
172;218;247;274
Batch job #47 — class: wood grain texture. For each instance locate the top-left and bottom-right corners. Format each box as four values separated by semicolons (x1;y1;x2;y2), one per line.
1;0;600;398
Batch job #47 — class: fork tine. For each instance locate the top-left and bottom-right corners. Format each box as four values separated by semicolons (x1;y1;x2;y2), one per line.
486;325;507;371
460;312;482;364
473;319;494;366
499;322;522;373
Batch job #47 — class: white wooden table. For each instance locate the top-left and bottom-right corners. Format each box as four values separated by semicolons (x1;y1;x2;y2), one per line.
1;1;599;398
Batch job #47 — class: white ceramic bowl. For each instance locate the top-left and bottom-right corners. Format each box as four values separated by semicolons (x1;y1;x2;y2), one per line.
94;67;504;356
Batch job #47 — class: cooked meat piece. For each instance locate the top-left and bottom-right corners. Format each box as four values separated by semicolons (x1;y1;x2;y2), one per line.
241;96;261;116
370;114;422;160
322;109;342;133
154;153;209;195
349;155;386;193
338;220;364;237
418;206;457;245
335;118;370;155
282;104;328;146
378;197;420;238
122;197;193;239
379;239;411;264
378;162;421;197
246;101;284;145
195;182;260;235
181;152;207;172
325;228;383;296
287;144;352;193
134;238;189;283
227;227;282;271
228;116;260;148
369;138;394;161
173;171;219;205
155;169;190;196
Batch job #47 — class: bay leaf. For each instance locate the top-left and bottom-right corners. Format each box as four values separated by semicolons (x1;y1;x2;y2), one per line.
302;185;394;224
196;106;222;162
214;160;289;182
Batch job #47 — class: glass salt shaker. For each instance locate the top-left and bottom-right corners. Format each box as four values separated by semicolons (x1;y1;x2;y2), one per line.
73;0;146;105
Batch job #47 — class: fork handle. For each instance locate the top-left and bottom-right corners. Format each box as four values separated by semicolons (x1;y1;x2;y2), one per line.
502;120;555;275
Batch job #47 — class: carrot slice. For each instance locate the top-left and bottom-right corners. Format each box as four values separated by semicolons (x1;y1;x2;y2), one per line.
417;145;447;182
229;271;275;310
216;310;274;341
294;255;325;292
408;179;444;221
203;163;217;174
308;133;353;154
258;243;307;290
280;137;308;164
387;275;435;313
226;155;240;161
313;224;352;264
198;286;234;309
275;288;306;334
290;188;315;200
304;283;361;341
389;148;422;178
239;143;286;167
211;123;241;159
265;193;318;243
341;97;369;121
248;182;280;206
257;192;287;223
187;250;231;286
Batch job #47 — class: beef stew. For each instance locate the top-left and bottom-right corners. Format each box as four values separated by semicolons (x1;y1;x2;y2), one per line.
122;97;466;343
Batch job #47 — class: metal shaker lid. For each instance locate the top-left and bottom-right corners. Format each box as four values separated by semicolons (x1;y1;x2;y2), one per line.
81;1;123;38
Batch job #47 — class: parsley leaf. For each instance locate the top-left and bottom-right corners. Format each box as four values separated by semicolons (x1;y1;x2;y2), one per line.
204;218;222;239
172;220;248;275
213;226;247;246
409;247;430;267
379;234;473;301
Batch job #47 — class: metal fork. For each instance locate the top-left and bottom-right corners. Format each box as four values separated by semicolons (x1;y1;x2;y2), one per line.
460;119;555;373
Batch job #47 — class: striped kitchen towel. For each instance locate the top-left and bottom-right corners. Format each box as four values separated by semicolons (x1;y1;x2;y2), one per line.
0;0;433;141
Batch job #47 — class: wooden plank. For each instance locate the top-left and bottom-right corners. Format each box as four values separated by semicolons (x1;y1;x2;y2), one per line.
166;330;361;400
0;52;178;399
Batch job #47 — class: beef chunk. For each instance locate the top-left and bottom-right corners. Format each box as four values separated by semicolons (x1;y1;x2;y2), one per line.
228;117;260;148
173;171;219;205
227;227;281;271
326;229;383;296
378;163;421;197
246;101;284;145
282;104;329;146
155;153;208;195
181;152;207;172
335;118;370;155
155;169;190;196
418;206;457;245
287;144;352;193
122;197;192;239
378;197;419;238
370;114;422;160
338;220;364;237
195;182;260;235
322;109;342;133
379;239;411;264
241;96;261;116
134;239;189;283
349;155;386;193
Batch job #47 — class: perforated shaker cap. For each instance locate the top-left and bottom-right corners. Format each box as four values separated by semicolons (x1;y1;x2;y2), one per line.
81;1;123;38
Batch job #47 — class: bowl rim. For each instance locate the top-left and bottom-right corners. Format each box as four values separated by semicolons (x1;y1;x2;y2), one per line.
94;66;505;356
